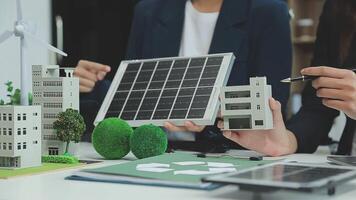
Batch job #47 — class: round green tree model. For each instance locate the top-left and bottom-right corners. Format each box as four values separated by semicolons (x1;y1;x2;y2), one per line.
92;118;133;159
130;124;168;159
53;108;86;154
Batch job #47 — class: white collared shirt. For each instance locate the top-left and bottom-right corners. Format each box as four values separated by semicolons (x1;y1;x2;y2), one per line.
179;0;219;57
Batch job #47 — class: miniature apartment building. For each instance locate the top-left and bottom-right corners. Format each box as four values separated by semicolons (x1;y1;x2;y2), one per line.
0;105;42;169
32;65;79;155
220;77;273;130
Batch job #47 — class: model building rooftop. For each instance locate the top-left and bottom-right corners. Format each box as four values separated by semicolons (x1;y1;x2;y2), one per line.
32;65;75;78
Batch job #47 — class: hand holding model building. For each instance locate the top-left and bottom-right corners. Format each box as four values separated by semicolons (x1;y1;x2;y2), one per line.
219;98;297;157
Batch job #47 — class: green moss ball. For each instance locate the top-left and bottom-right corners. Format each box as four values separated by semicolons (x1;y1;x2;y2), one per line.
92;118;133;159
130;124;168;159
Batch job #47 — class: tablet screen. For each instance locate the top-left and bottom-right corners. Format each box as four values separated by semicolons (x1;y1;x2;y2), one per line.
231;164;351;183
203;163;356;190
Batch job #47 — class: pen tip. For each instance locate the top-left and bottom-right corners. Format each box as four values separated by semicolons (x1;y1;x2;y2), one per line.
280;78;290;83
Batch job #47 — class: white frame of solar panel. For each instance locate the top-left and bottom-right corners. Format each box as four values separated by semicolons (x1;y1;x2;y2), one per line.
95;53;235;127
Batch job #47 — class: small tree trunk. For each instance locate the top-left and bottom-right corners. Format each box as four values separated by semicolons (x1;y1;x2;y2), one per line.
65;141;70;154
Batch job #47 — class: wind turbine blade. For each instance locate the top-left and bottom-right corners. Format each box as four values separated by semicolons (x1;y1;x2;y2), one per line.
23;30;68;57
0;31;14;44
16;0;23;21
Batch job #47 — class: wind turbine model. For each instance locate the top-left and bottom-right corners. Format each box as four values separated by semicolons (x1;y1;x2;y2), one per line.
0;0;68;105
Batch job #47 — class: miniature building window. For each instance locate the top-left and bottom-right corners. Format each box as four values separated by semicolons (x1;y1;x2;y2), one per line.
256;81;260;86
17;143;21;150
17;114;21;121
48;147;59;155
0;128;1;135
17;128;21;135
226;103;251;110
8;128;12;136
33;81;41;87
44;103;62;108
257;105;261;110
33;70;41;76
2;113;6;121
255;120;264;126
44;113;58;119
228;116;252;129
33;92;42;97
23;113;26;120
225;91;251;98
23;142;27;150
44;124;54;130
256;92;260;98
33;141;38;144
8;143;12;150
33;126;38;130
33;112;38;116
23;128;27;135
3;128;6;135
14;157;19;167
3;143;6;150
8;114;12;121
43;92;63;97
43;81;62;86
43;134;57;140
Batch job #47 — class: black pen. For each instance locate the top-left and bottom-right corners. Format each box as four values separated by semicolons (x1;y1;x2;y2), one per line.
280;68;356;83
196;153;263;161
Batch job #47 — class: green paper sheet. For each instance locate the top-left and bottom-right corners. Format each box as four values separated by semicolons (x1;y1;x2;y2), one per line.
73;152;275;189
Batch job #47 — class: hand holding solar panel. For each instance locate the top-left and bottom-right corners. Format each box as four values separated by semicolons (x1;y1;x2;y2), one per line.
95;53;235;127
163;121;205;133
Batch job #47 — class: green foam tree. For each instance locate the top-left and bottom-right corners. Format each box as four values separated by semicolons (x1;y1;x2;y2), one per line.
92;118;133;159
130;124;168;159
53;108;86;154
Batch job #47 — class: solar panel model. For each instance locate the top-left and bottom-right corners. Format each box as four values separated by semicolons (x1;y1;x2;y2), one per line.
95;53;235;127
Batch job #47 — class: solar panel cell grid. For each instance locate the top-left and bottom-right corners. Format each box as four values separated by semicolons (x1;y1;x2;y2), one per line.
96;53;234;127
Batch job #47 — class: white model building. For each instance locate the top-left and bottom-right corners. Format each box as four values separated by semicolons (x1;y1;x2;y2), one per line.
220;77;273;130
0;105;42;169
32;65;79;155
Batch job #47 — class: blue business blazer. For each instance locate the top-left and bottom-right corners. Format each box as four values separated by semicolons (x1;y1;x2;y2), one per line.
126;0;292;115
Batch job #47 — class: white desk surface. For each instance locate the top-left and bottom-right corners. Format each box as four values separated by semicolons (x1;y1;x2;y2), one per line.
1;142;356;200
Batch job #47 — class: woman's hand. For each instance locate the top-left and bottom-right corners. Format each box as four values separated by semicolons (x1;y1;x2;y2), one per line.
219;98;297;156
302;66;356;120
73;60;111;93
164;121;205;133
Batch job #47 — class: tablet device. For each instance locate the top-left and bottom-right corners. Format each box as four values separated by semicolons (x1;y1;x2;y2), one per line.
202;162;356;193
327;155;356;167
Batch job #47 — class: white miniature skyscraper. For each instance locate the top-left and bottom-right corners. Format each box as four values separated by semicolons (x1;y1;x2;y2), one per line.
32;65;79;155
0;105;41;168
220;77;273;130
